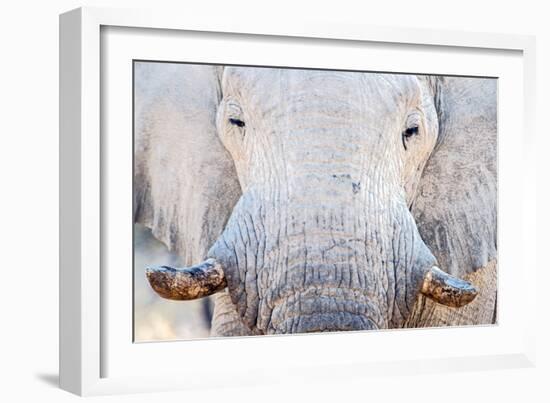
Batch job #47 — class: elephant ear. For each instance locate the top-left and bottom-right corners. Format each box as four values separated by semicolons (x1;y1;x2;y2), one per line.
412;76;497;278
134;62;241;265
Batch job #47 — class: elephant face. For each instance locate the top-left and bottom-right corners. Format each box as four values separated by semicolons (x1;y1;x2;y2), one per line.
217;68;439;202
135;63;497;336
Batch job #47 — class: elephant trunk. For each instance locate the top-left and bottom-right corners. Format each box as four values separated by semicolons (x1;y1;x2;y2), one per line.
146;168;478;332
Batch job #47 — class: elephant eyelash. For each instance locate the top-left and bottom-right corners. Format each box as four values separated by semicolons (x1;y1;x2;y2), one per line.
229;118;245;128
402;126;419;150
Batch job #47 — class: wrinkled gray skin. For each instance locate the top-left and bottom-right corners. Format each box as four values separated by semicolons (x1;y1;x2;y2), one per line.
134;63;497;336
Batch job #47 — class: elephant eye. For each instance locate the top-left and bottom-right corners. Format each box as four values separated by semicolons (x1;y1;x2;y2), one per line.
402;126;419;150
229;118;245;128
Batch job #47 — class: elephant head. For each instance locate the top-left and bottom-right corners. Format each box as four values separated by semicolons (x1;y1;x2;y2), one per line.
135;63;497;335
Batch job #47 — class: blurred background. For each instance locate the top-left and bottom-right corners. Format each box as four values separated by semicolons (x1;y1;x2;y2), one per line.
133;224;214;341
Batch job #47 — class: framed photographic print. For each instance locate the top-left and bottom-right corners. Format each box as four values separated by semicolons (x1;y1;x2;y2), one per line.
59;7;537;396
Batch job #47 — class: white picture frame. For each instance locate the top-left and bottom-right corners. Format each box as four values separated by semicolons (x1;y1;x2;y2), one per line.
59;6;537;396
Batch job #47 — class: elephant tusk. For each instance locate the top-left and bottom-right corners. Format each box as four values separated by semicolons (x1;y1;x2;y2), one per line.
145;258;227;300
420;266;478;308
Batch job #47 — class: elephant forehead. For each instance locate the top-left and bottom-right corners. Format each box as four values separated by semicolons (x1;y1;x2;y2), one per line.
223;67;420;109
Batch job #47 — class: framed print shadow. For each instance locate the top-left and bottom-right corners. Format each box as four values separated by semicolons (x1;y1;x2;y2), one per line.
133;62;497;341
60;7;536;396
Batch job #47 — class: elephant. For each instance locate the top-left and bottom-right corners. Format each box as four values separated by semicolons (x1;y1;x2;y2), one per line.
134;62;497;337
